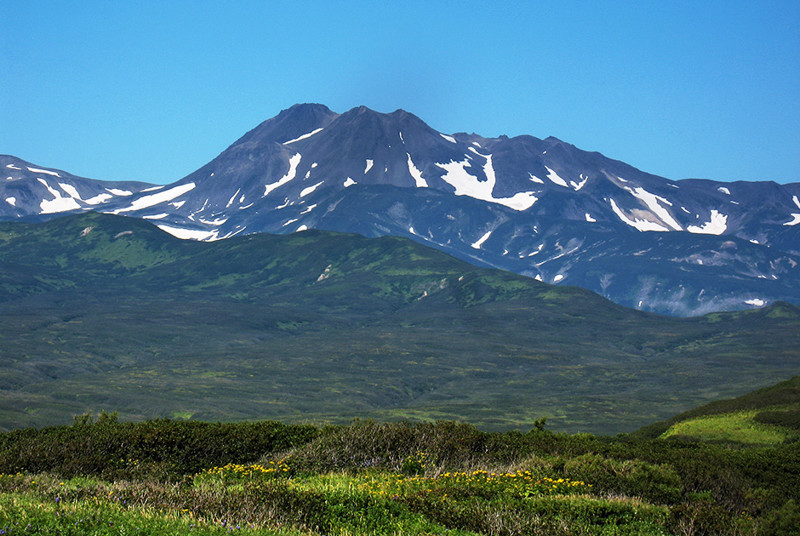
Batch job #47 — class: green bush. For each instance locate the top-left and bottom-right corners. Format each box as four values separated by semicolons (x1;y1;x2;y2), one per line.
0;417;318;479
754;410;800;431
562;453;682;505
282;420;495;473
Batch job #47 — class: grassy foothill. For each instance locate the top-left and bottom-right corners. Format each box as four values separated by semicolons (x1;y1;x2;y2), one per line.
660;410;794;445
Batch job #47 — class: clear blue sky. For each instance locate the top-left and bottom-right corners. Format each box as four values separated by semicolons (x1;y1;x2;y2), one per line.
2;1;798;185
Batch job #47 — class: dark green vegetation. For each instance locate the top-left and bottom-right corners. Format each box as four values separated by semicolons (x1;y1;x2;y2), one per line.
2;414;800;535
1;212;800;433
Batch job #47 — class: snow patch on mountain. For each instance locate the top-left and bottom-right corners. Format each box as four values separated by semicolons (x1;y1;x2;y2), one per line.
784;214;800;226
623;186;682;231
745;298;766;307
264;153;302;196
471;148;496;184
284;128;323;144
585;213;596;223
5;197;16;206
608;198;670;232
528;244;544;257
84;193;113;205
114;182;196;214
440;133;456;143
157;224;219;241
718;186;731;195
5;164;21;170
344;178;356;187
437;158;487;198
501;192;539;211
571;174;589;191
436;158;537;211
545;166;569;187
687;210;728;235
107;188;132;196
28;167;60;177
58;183;81;199
528;173;544;184
226;189;241;208
471;230;492;249
407;154;428;187
199;216;228;225
300;181;324;198
364;159;374;174
793;196;800;210
38;179;82;214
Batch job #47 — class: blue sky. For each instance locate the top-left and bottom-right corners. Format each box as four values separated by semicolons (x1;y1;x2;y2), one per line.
1;1;798;185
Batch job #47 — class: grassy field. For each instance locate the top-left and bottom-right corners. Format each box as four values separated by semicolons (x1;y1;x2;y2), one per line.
2;411;800;535
0;469;668;536
660;410;793;444
637;376;800;443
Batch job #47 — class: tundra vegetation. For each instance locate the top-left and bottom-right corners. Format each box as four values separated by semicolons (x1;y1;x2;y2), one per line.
2;213;800;435
2;215;800;534
1;377;799;536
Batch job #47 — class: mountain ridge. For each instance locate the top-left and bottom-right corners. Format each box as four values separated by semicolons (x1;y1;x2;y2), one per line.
2;103;798;315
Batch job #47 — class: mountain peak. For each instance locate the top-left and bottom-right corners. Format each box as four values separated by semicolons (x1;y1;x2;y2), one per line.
3;105;800;317
282;102;335;117
233;103;338;148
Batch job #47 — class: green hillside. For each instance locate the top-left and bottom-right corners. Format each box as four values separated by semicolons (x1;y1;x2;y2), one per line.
1;212;800;433
635;376;800;444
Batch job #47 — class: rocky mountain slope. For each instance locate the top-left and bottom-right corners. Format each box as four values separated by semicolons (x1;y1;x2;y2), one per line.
2;104;798;315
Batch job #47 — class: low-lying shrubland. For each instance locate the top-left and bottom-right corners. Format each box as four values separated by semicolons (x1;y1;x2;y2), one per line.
1;416;799;535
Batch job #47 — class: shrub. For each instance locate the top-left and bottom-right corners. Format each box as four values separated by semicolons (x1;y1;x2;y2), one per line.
562;453;682;505
0;418;318;479
754;410;800;431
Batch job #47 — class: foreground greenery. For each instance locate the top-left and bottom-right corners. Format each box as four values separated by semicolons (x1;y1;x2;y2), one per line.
2;213;800;433
1;415;800;535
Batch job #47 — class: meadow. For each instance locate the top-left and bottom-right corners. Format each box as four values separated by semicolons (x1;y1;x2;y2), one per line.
1;413;799;535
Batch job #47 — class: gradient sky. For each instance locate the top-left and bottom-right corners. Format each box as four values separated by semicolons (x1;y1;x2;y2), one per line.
2;1;798;185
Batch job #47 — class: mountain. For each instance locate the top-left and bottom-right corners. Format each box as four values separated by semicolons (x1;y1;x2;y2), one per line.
2;104;799;315
1;212;799;433
0;154;154;219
